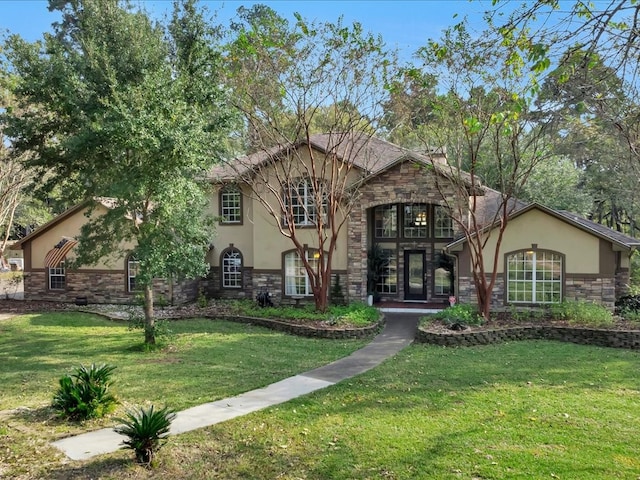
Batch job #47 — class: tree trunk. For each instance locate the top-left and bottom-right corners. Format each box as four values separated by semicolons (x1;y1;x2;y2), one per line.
143;284;155;345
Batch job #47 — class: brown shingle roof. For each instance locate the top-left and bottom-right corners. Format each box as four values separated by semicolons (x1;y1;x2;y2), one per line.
207;133;448;182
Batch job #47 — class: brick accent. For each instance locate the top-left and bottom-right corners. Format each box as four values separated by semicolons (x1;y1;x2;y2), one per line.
565;275;616;309
24;270;198;305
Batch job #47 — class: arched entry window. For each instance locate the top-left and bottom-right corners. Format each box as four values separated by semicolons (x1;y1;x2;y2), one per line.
221;248;243;288
506;250;563;303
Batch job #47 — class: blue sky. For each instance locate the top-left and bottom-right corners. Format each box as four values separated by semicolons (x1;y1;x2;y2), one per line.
1;0;496;59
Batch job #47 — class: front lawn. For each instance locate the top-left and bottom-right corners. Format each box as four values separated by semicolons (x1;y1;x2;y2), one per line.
0;312;368;479
3;312;640;479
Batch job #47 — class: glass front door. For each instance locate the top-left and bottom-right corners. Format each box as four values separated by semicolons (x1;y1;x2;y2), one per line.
404;250;426;300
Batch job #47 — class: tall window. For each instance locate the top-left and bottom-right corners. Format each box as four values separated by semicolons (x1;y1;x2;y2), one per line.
284;250;318;296
222;248;242;288
507;250;562;303
49;261;66;290
220;185;242;224
434;206;454;238
127;256;139;293
376;248;397;294
434;267;452;296
283;178;326;226
374;205;397;238
403;204;428;238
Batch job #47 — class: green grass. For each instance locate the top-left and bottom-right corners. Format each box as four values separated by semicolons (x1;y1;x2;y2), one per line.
3;313;640;479
0;312;368;479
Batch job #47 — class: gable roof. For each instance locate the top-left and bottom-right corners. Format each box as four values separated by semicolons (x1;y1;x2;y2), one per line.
10;198;117;250
446;202;640;251
10;202;87;250
207;133;448;181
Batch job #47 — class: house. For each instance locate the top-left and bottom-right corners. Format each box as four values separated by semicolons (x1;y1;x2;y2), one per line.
11;200;198;304
12;134;639;310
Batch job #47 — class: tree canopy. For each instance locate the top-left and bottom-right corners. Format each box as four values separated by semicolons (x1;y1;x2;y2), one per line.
3;0;236;343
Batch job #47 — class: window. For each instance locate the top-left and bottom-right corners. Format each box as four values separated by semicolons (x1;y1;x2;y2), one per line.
220;185;242;224
222;248;242;288
507;250;562;303
434;206;454;238
376;248;397;294
434;267;452;296
283;178;326;226
374;205;397;238
284;250;319;296
403;204;428;238
49;261;66;290
127;256;140;293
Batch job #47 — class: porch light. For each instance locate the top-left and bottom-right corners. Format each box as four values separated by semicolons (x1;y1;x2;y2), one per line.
313;251;321;259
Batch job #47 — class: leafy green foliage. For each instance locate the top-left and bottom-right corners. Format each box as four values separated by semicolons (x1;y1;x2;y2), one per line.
548;300;614;327
114;405;176;466
51;363;117;420
4;0;237;345
231;300;379;327
423;303;483;327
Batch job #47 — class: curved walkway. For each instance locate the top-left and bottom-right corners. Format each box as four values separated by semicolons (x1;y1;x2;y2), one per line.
52;313;420;461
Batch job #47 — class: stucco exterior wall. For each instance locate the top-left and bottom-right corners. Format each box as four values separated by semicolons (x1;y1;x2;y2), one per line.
479;209;600;274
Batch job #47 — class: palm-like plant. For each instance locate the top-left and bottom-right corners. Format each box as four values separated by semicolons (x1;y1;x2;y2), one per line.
52;363;117;420
114;405;176;466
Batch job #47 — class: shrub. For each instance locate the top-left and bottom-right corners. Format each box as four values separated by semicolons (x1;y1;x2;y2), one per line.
52;363;117;420
228;300;379;327
549;300;614;327
428;304;483;327
115;405;176;466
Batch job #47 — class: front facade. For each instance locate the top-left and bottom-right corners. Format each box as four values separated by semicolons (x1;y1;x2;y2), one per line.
14;135;639;310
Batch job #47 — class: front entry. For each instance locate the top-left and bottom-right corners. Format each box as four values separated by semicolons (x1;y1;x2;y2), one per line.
404;250;426;300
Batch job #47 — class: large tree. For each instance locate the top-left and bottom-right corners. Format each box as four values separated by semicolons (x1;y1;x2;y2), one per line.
224;6;394;312
407;21;553;319
3;0;235;344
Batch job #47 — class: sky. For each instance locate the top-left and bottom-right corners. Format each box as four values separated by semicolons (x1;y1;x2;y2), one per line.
0;0;498;60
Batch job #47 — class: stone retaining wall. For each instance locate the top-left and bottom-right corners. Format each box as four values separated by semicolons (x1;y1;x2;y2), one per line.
214;315;384;339
416;325;640;349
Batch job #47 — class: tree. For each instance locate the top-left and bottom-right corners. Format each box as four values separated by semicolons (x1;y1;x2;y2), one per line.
410;21;553;319
225;7;394;311
0;59;31;265
3;0;235;344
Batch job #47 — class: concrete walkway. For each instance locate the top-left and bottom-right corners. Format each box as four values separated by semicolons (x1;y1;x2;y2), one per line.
52;313;420;461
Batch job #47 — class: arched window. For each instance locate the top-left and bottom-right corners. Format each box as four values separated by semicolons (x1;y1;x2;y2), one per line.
221;248;242;288
282;178;326;226
284;250;319;296
220;184;242;224
127;255;140;293
506;250;563;304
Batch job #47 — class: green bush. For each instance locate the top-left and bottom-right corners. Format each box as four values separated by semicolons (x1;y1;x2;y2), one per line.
427;304;483;327
548;300;614;327
229;300;379;326
115;405;176;466
52;363;118;420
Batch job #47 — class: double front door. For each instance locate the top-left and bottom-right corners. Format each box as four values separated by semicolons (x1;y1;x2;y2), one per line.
404;250;426;300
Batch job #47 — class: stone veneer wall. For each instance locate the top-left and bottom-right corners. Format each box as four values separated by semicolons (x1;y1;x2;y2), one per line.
203;267;254;300
455;275;504;307
206;270;348;306
615;267;630;299
456;273;617;310
24;270;199;305
416;325;640;349
348;161;462;302
565;275;616;309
